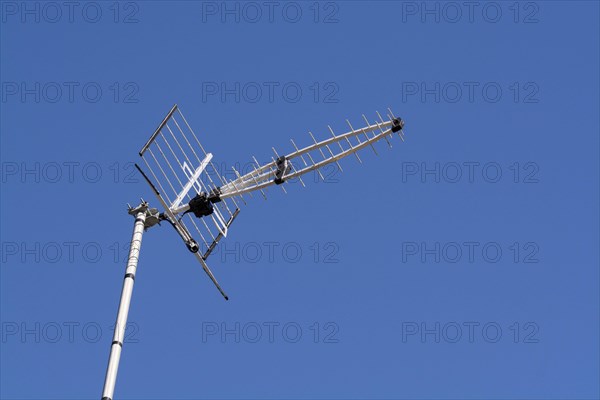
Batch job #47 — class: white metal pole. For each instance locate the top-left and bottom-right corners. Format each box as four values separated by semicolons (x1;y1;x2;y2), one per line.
101;207;147;400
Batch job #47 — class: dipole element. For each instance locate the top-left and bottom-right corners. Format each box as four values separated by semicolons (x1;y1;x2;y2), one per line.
101;202;150;400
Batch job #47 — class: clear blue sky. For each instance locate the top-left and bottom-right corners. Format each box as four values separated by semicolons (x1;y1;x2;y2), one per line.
1;1;599;399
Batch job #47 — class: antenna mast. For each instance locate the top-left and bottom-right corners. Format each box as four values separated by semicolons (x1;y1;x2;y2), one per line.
101;202;159;400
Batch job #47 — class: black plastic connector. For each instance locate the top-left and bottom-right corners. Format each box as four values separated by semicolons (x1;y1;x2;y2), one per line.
188;193;214;218
186;239;200;253
208;187;222;203
274;155;291;185
391;118;404;133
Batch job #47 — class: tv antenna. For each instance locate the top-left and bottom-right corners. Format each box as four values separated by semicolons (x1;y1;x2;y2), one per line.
101;104;406;400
